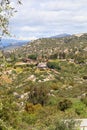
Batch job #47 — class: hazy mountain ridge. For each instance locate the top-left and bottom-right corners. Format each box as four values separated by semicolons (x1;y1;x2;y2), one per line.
0;38;29;49
50;33;71;38
0;33;85;49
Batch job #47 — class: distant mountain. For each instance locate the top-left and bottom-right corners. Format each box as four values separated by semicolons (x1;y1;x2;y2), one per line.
0;38;29;49
50;33;71;38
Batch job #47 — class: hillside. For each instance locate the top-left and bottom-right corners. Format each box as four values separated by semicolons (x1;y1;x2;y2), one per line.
14;33;87;62
0;33;87;130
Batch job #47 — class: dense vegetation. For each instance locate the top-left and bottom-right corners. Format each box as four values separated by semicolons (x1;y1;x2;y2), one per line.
0;34;87;129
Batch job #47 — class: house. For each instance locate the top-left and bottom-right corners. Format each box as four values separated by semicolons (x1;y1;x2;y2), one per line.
37;62;47;69
79;119;87;130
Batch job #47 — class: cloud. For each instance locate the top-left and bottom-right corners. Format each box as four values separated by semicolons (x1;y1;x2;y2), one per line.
17;36;37;41
9;0;87;40
40;0;87;11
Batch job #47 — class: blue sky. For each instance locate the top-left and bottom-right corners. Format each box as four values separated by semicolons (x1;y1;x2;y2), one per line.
9;0;87;40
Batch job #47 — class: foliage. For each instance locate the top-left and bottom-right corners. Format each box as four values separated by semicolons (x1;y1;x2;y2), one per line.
50;53;58;59
0;34;87;129
58;99;72;111
0;0;22;36
0;119;14;130
47;61;61;70
81;96;87;106
74;102;86;116
54;119;79;130
28;84;49;106
83;75;87;80
28;54;37;60
25;103;43;113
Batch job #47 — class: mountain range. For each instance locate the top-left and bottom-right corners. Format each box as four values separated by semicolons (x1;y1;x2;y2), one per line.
50;33;71;38
0;38;29;49
0;33;72;49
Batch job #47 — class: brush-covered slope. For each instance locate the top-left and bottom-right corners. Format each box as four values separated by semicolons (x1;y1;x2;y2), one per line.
11;33;87;64
0;33;87;130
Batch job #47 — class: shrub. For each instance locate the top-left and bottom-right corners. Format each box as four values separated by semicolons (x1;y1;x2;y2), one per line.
75;103;86;116
83;75;87;80
28;54;37;60
28;85;49;106
54;119;79;130
50;53;58;59
25;103;35;113
81;96;87;106
25;103;42;113
58;99;72;111
22;112;37;125
47;61;61;70
74;56;85;64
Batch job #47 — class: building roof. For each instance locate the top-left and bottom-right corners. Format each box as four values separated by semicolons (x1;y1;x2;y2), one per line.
37;62;47;68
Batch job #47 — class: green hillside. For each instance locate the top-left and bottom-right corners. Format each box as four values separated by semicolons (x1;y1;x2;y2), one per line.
0;34;87;130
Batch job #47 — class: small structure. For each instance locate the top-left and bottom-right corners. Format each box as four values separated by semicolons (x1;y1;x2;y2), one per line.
79;119;87;130
74;119;87;130
37;62;47;69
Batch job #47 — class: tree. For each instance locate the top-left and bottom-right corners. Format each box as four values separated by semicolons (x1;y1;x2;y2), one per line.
58;99;72;111
0;0;22;72
0;0;22;36
47;61;61;70
28;85;49;106
28;54;37;60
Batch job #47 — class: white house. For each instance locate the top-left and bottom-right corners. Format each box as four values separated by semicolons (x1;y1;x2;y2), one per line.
79;119;87;130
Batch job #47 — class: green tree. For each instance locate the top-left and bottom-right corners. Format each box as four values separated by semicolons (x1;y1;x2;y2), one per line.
28;84;49;106
28;54;37;60
0;0;22;36
58;99;72;111
47;61;61;70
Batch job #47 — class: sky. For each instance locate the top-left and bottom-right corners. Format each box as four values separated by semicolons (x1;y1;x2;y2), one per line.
9;0;87;40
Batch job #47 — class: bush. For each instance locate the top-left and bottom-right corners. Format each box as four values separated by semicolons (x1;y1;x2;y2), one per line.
75;103;86;116
54;119;79;130
28;84;49;106
81;96;87;106
50;53;58;59
22;112;37;125
83;75;87;80
47;61;61;70
28;54;37;60
25;103;35;113
58;99;72;111
0;119;14;130
25;103;42;113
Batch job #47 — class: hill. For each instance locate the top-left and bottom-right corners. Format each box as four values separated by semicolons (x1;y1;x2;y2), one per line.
0;33;87;130
50;33;71;38
14;33;87;61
